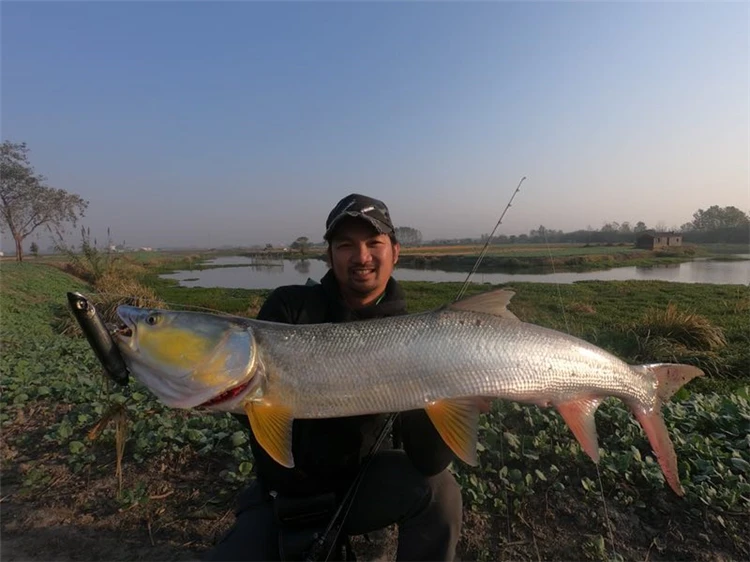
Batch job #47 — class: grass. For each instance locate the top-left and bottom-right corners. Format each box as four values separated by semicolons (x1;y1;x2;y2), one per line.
400;243;646;256
1;261;749;561
393;245;702;273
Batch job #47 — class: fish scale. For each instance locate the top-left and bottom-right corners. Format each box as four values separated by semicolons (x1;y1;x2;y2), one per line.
255;310;650;418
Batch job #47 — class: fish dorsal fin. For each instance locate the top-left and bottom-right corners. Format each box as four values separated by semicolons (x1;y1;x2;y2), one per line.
244;400;295;468
424;398;481;466
448;289;519;321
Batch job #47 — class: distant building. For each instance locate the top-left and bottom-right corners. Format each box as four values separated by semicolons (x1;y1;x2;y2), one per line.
635;231;682;250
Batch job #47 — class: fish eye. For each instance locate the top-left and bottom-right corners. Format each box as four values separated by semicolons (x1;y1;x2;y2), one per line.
146;314;159;326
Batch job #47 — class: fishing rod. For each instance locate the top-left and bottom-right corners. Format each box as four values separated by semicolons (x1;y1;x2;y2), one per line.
305;177;527;562
455;176;525;302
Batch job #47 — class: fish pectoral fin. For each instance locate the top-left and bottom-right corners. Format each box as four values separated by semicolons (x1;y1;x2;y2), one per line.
244;400;295;469
556;397;602;463
424;398;480;466
447;289;519;320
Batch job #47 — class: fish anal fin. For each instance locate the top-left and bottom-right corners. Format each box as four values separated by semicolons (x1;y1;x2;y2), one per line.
448;289;519;321
425;398;480;466
244;400;295;468
556;397;602;463
632;404;684;496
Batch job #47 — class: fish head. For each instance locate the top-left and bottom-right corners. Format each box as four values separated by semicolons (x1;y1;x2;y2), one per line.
113;306;261;410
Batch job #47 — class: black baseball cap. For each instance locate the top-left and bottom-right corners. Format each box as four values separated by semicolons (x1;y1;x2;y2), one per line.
324;193;396;241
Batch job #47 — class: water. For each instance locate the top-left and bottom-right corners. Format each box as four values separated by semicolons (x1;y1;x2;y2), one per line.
160;255;750;289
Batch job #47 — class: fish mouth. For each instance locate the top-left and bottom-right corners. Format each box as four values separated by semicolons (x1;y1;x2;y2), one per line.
111;320;135;348
112;307;139;348
114;324;133;339
198;379;253;407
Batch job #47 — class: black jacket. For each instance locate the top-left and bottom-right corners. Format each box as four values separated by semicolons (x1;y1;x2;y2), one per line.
242;269;456;498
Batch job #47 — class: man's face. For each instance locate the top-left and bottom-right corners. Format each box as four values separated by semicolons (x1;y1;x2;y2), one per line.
328;218;400;307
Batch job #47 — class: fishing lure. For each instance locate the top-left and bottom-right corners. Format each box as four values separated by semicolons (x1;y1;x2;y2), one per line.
67;291;130;385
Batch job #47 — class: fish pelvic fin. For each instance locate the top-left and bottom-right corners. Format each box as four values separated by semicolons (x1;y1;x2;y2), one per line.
244;400;295;468
448;289;519;321
629;363;704;496
425;398;481;466
556;397;603;463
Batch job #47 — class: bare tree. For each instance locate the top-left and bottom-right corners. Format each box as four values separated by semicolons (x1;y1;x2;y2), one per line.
394;226;422;246
1;141;88;261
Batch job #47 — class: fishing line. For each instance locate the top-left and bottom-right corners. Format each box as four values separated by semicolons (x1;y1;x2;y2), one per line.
542;229;570;334
595;463;617;557
82;290;249;316
542;230;618;559
455;177;526;551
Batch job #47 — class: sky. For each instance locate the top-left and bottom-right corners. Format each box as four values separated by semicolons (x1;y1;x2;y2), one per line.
1;1;748;251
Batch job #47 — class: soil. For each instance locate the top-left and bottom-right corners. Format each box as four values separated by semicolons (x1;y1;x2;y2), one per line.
2;404;748;562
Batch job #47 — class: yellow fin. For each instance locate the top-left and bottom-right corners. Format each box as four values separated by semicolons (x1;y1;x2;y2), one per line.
424;398;480;466
448;289;519;320
244;400;295;468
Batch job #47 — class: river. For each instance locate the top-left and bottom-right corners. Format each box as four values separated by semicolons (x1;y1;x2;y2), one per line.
159;255;750;289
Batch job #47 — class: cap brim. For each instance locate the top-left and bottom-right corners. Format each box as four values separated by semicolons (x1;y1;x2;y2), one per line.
324;211;393;241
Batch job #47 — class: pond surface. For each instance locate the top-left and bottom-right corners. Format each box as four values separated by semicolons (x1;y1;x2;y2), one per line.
160;255;750;289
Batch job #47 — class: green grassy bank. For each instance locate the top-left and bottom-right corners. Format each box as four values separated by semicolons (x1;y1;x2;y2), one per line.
1;262;748;561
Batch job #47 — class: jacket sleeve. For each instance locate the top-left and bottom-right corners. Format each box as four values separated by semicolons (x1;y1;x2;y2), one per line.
398;409;456;476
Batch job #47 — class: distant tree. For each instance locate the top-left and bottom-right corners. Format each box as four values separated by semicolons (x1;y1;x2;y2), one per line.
634;221;648;233
394;226;422;246
290;236;310;255
29;241;39;257
680;222;695;232
618;222;632;234
690;205;750;231
600;222;619;233
654;221;667;232
0;141;88;262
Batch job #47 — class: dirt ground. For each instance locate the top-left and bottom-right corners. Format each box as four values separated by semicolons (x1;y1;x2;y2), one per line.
2;405;748;562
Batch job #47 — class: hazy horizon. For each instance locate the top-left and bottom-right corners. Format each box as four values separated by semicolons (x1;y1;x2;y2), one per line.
2;2;748;253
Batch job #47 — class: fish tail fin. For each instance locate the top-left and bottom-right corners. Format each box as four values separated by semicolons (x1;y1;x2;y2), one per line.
630;363;704;496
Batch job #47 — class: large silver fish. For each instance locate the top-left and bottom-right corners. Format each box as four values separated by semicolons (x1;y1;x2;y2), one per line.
112;289;702;496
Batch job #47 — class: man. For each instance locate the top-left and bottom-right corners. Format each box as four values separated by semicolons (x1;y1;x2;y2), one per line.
204;194;463;562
